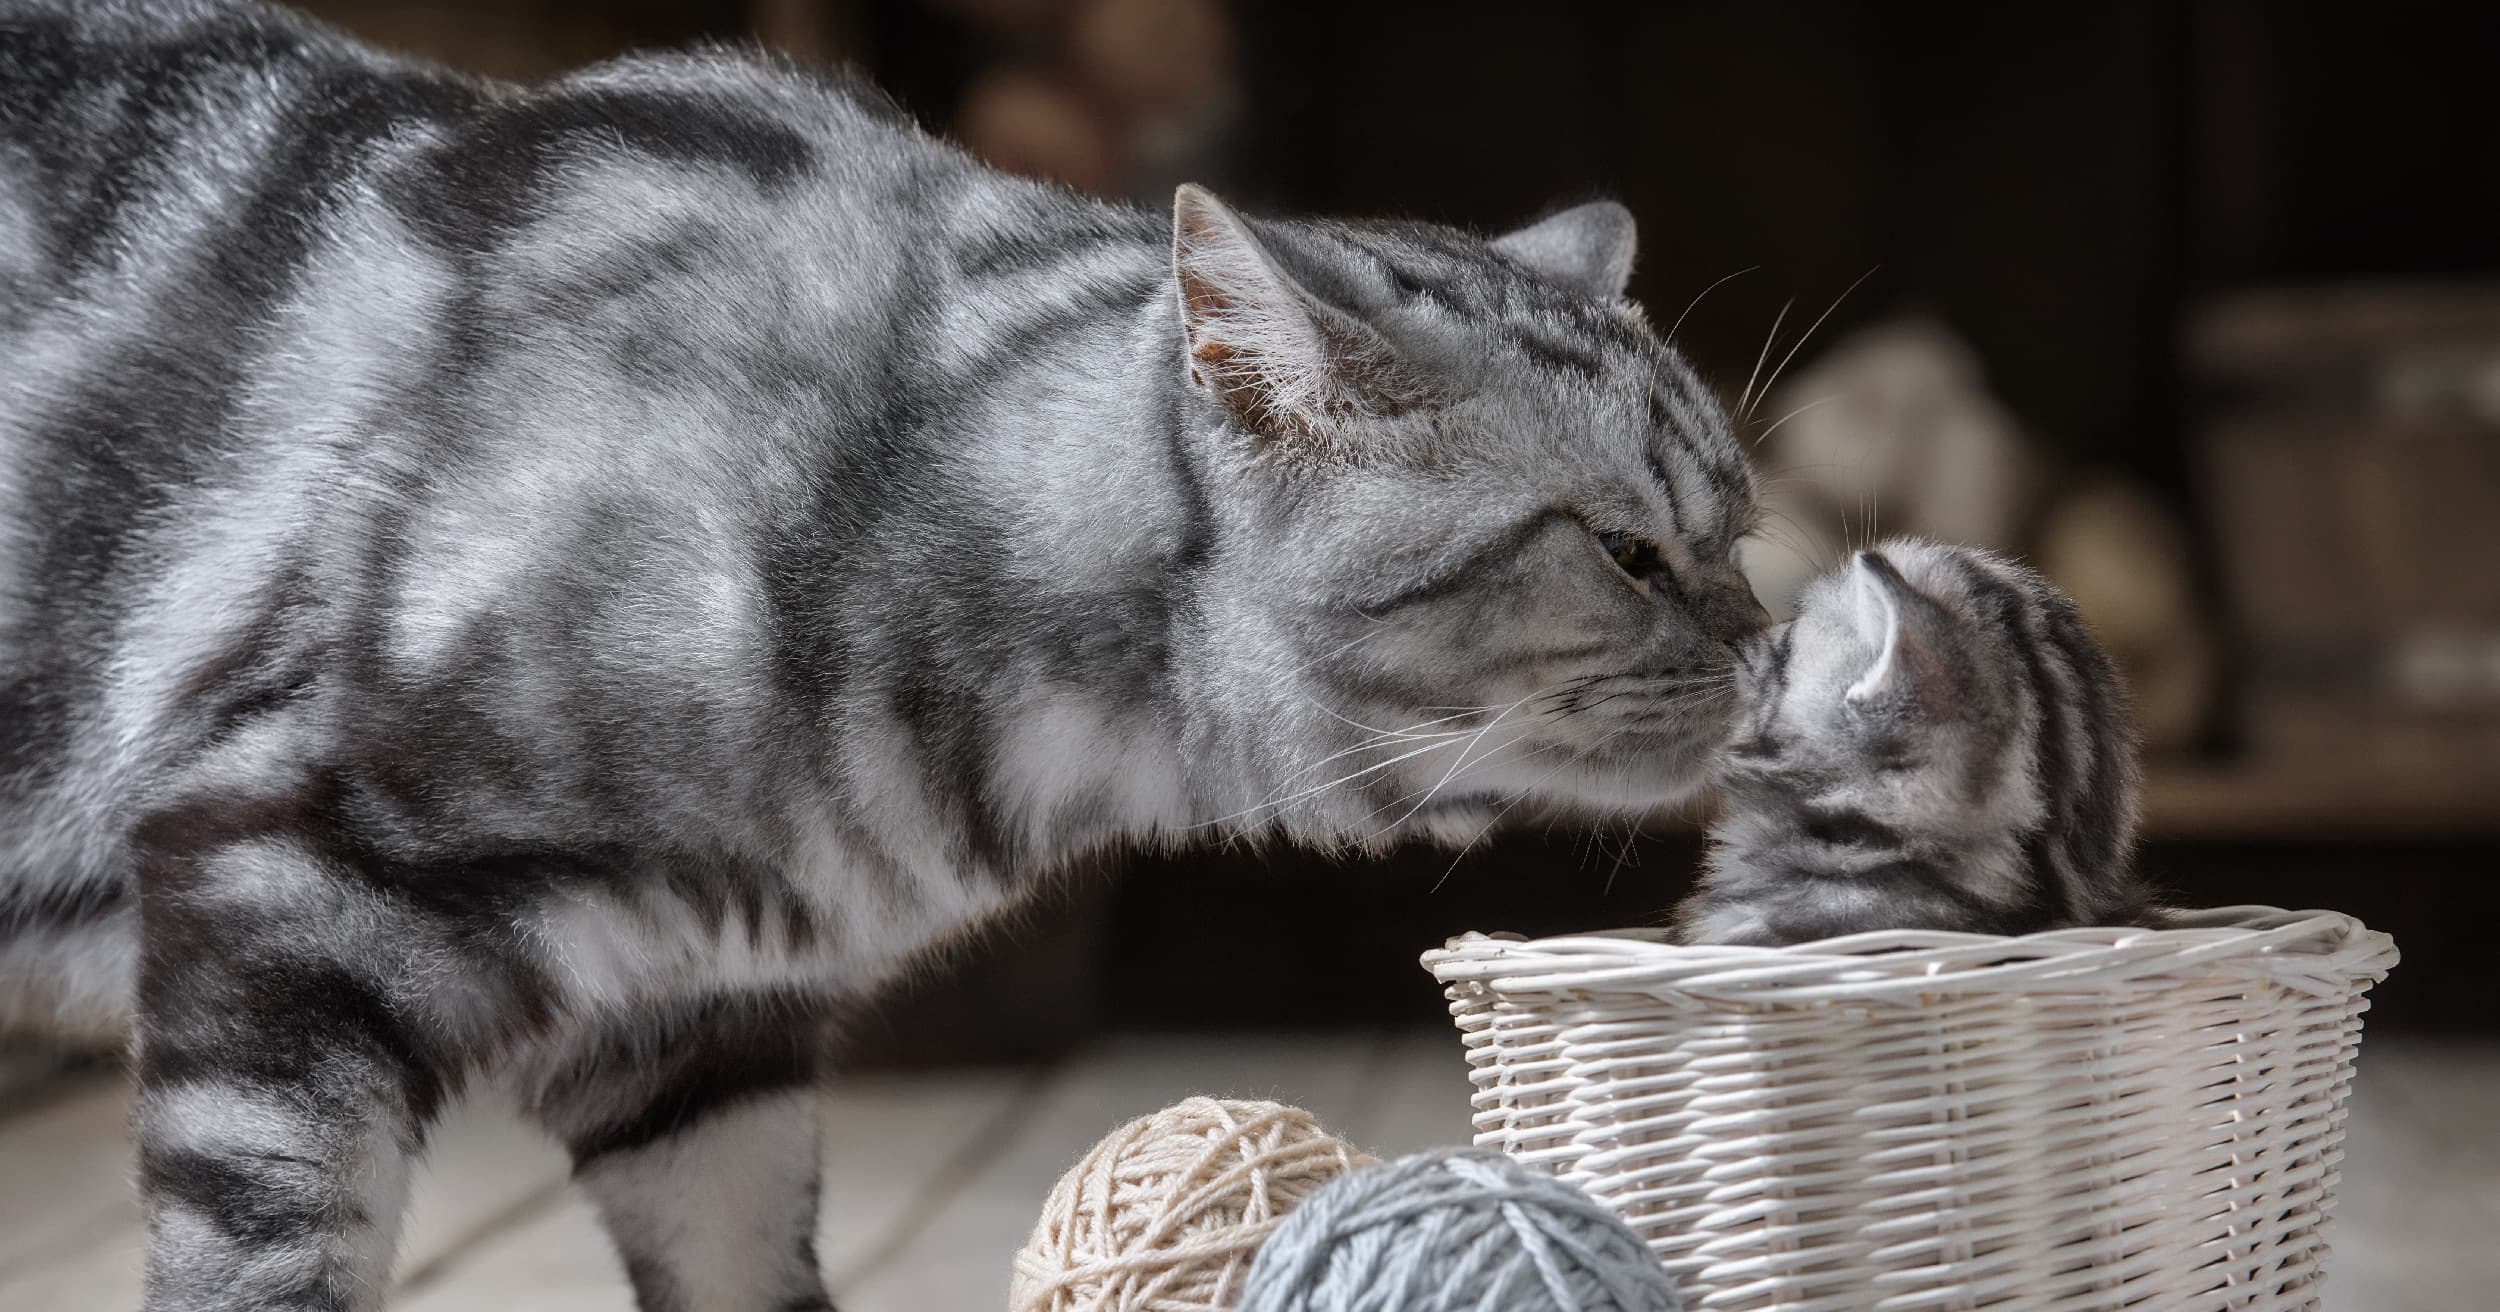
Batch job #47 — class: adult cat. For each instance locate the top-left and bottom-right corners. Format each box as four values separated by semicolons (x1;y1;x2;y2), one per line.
0;2;1763;1307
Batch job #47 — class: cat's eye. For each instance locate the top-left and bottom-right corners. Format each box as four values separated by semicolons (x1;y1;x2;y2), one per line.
1602;533;1663;581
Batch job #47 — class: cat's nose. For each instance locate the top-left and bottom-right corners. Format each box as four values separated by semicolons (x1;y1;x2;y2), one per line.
1709;577;1773;648
1724;575;1771;626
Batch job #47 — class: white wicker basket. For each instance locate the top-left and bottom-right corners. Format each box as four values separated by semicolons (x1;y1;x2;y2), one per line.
1421;906;2398;1311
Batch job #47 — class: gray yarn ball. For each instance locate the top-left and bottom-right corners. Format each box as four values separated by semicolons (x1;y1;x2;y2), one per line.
1237;1149;1680;1312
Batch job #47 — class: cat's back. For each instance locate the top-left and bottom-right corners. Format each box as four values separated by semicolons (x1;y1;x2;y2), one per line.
0;0;434;293
0;0;938;316
0;0;962;623
0;1;994;1036
0;1;972;849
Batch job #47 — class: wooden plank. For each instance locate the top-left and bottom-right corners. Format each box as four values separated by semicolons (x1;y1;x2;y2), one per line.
0;1085;569;1309
0;1222;148;1311
0;1077;135;1283
394;1195;618;1312
836;1032;1380;1312
818;1069;1037;1284
395;1095;574;1283
399;1070;1032;1310
2320;1040;2500;1312
1342;1028;1474;1161
2352;1037;2500;1192
11;1035;2484;1309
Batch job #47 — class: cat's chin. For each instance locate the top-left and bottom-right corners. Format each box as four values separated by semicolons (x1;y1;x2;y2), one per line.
1404;802;1508;849
1566;742;1725;815
1537;771;1716;821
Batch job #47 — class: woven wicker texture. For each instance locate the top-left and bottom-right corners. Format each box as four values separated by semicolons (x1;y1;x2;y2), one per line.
1421;906;2398;1312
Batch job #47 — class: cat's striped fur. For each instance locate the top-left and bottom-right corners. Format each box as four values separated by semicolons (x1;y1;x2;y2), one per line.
0;2;1764;1307
1675;540;2155;946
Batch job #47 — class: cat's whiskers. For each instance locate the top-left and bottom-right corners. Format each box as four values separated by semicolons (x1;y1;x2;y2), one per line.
1597;815;1645;896
1217;680;1595;834
1277;725;1476;788
1734;297;1794;423
1749;393;1839;450
1359;712;1586;836
1366;722;1595;845
1298;697;1505;745
1666;265;1756;345
1312;613;1394;665
1432;721;1642;891
1194;736;1475;832
1553;673;1735;720
1260;702;1491;795
1747;508;1825;575
1377;672;1732;849
1355;736;1540;839
1346;669;1679;841
1746;267;1876;425
1365;685;1563;833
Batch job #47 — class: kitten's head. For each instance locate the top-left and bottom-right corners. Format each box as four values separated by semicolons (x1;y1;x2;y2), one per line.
1167;186;1766;846
1721;539;2139;869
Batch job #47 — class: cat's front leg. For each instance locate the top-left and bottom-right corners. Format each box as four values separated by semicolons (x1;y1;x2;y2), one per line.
133;821;454;1312
518;998;835;1312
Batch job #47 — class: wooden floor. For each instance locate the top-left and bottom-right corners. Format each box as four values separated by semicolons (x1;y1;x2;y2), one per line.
0;1032;2491;1310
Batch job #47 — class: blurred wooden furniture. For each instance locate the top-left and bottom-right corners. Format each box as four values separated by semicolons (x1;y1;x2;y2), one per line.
0;1035;2490;1310
2190;283;2500;823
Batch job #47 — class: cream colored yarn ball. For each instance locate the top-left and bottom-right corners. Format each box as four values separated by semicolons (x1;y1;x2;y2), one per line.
1012;1098;1376;1312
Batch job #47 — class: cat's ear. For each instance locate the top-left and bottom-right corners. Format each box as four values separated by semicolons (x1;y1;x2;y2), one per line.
1172;184;1429;454
1493;201;1637;300
1844;551;1948;709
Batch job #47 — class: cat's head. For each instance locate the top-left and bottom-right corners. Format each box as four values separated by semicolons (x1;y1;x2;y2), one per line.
1167;186;1765;846
1720;538;2139;863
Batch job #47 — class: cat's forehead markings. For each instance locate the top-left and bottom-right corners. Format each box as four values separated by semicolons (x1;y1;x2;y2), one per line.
1639;432;1750;557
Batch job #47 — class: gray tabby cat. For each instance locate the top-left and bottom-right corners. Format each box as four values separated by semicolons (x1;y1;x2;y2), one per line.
1675;539;2156;947
0;2;1765;1308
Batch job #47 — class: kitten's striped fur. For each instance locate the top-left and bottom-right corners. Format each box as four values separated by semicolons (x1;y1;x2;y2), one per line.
1675;539;2156;946
0;2;1763;1307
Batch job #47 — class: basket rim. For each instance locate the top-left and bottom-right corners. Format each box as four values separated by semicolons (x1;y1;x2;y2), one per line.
1421;904;2398;1004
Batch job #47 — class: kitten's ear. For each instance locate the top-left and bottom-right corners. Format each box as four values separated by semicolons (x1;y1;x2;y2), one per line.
1493;201;1637;300
1845;551;1947;708
1172;184;1428;455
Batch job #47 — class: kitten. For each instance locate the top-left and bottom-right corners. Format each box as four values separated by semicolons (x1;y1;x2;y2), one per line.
0;2;1765;1308
1675;540;2155;947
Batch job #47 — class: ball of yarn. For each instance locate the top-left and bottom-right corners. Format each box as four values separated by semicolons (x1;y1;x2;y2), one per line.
1237;1149;1679;1312
1012;1097;1377;1312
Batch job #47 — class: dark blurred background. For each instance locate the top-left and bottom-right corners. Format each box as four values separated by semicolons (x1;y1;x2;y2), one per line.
301;0;2500;1051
